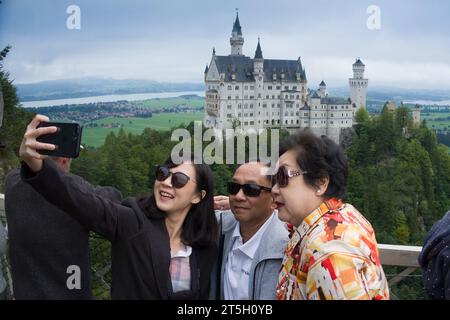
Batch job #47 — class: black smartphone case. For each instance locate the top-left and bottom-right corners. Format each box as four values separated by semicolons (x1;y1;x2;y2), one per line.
36;122;82;158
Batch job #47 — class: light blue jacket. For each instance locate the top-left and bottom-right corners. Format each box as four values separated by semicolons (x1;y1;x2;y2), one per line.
210;210;289;300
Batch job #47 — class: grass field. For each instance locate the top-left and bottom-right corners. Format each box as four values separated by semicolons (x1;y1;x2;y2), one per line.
422;112;450;131
82;112;204;147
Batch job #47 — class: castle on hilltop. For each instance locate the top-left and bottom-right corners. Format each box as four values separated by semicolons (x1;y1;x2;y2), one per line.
203;12;368;143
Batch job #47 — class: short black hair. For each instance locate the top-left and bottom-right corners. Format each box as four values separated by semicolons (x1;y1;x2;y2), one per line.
236;159;272;183
279;129;348;200
139;156;218;248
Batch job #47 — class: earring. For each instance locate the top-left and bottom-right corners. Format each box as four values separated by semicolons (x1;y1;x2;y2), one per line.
317;189;321;193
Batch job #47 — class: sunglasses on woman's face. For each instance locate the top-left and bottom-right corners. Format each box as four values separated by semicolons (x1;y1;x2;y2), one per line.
227;181;272;197
155;165;193;189
272;165;308;188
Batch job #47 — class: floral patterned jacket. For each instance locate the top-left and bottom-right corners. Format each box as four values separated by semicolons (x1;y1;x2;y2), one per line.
276;198;389;300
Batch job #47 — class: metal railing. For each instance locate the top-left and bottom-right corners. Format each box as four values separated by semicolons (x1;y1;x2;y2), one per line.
0;194;425;299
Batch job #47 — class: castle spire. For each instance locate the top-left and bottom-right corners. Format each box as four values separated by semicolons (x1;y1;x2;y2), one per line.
232;9;242;36
254;37;263;59
230;9;244;55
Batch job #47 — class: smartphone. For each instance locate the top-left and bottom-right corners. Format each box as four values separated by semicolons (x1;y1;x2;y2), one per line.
36;122;83;158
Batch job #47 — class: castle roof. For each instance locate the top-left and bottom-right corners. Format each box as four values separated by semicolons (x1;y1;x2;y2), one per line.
353;58;365;66
320;80;326;86
310;90;320;99
213;55;307;82
254;39;263;59
321;97;352;105
232;13;242;35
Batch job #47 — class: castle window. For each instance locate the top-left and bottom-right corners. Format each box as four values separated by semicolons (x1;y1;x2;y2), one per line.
285;86;289;90
228;86;232;90
304;113;308;116
250;96;254;99
250;104;254;109
266;95;269;99
291;120;294;124
276;86;281;90
244;113;248;117
227;105;232;109
296;95;300;99
250;113;253;116
245;121;248;125
238;113;242;117
228;96;231;100
272;95;275;99
235;86;239;90
244;95;248;99
268;86;272;90
293;86;297;90
263;104;267;108
245;86;248;90
250;121;254;125
250;86;255;90
297;120;299;124
331;114;333;117
227;114;232;118
331;121;334;124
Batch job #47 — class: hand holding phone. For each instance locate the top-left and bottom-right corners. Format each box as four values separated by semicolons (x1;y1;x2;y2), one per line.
36;122;83;158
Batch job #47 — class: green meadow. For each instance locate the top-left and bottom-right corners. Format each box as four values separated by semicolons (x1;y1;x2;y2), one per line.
422;112;450;131
82;112;203;147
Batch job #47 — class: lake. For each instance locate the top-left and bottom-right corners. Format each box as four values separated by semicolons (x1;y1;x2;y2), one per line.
21;91;205;108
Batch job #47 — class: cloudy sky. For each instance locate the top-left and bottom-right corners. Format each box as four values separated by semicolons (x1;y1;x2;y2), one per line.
1;0;450;89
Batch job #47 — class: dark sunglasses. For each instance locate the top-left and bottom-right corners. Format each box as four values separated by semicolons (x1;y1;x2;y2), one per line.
272;165;308;188
227;181;272;197
155;165;194;189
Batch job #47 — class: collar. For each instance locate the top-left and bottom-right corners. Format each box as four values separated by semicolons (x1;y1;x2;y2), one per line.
231;212;275;259
297;198;343;239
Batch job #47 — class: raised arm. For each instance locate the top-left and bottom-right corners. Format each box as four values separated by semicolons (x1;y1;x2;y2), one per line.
19;115;134;241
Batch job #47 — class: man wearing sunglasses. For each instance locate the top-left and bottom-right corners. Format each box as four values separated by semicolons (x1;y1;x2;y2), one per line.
211;161;289;300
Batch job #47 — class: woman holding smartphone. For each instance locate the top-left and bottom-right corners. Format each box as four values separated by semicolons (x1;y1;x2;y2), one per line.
19;114;218;299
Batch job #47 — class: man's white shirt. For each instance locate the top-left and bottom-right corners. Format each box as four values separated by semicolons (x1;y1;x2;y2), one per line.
223;212;275;300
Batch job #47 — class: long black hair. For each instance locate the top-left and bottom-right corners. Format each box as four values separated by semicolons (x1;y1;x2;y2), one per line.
138;156;218;248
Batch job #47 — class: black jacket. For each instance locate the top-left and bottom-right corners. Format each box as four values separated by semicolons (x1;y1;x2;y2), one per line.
418;211;450;300
21;160;217;299
5;168;122;300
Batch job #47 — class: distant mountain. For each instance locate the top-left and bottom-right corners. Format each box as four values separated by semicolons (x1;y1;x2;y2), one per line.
328;86;450;103
16;78;205;101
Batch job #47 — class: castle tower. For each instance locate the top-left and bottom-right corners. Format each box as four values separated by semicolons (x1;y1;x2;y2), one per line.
230;10;244;56
319;80;327;98
349;58;368;109
413;104;421;126
254;38;264;129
